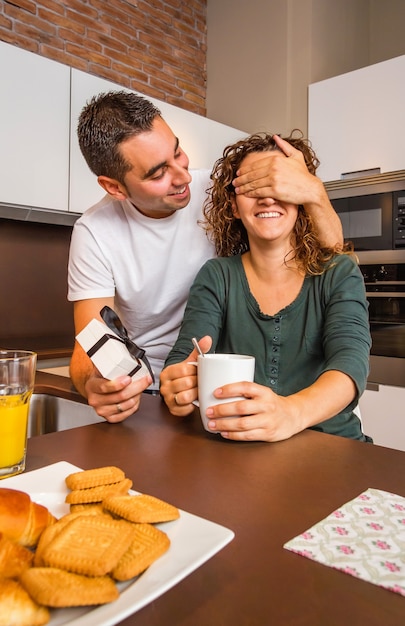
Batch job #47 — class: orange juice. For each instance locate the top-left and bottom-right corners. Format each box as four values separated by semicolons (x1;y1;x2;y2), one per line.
0;392;31;468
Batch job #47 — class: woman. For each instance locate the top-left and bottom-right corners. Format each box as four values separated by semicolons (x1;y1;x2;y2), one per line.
160;131;371;442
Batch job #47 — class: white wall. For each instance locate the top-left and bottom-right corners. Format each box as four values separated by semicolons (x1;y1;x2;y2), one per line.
206;0;405;136
206;0;370;136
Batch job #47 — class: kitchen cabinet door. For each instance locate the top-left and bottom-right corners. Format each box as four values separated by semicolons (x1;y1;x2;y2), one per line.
359;384;405;452
308;55;405;182
0;41;70;211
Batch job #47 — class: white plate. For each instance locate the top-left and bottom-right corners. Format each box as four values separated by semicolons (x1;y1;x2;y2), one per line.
3;461;234;626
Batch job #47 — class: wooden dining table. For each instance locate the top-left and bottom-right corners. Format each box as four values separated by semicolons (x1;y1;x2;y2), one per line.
26;373;405;626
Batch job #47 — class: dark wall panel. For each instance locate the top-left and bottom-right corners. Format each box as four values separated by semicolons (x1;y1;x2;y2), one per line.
0;219;75;357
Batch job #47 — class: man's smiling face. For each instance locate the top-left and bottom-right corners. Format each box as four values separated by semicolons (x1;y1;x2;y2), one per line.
117;116;192;218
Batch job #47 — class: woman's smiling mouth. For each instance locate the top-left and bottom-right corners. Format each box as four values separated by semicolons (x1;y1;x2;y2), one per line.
256;211;282;218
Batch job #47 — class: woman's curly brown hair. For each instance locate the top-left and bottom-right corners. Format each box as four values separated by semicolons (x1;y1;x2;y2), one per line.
202;130;353;275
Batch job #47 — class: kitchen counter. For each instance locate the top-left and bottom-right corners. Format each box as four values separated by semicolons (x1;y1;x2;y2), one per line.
27;373;405;626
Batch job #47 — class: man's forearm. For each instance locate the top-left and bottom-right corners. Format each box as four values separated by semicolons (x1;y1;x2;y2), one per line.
69;344;93;398
304;179;343;248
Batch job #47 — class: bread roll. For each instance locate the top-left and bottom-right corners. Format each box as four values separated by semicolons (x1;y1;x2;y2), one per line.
0;533;34;577
0;578;49;626
0;488;56;548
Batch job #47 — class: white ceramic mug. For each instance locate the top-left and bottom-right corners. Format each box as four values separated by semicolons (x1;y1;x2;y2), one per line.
193;354;255;432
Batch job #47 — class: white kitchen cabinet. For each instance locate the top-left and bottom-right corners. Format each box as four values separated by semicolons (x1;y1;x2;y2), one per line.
1;42;247;216
0;41;70;211
359;384;405;452
308;55;405;182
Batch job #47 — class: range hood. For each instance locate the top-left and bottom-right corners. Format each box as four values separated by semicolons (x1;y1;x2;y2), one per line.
0;202;80;226
325;169;405;200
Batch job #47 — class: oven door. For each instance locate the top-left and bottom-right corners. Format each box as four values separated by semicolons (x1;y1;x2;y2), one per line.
367;291;405;387
367;291;405;359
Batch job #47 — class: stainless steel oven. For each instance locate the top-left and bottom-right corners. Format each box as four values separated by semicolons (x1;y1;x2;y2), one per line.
326;171;405;252
358;250;405;387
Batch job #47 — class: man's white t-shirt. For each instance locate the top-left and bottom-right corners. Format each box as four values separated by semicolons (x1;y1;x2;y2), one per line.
68;170;215;385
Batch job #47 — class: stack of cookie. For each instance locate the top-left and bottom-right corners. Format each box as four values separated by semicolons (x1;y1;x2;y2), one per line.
65;465;133;510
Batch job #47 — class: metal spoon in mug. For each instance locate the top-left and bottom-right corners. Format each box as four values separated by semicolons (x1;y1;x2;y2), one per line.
192;337;204;357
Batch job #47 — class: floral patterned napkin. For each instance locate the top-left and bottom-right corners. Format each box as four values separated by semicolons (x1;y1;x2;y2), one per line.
284;488;405;596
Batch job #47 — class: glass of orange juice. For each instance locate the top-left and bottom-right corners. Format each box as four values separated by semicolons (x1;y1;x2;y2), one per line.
0;350;37;479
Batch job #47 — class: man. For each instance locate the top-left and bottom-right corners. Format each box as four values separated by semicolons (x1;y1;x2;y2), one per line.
68;91;342;423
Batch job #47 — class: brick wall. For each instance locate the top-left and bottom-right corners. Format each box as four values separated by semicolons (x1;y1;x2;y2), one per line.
0;0;207;115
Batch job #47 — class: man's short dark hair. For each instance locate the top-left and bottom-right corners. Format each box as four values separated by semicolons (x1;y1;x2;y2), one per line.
78;91;162;183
